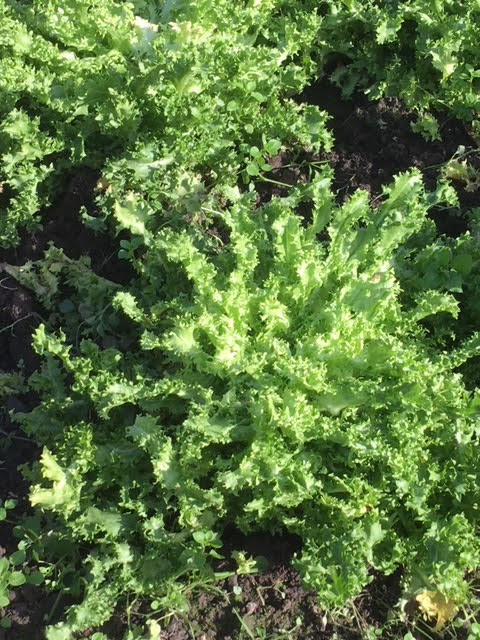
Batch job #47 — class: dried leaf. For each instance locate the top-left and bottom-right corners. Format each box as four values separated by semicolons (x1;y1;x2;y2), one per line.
416;589;458;631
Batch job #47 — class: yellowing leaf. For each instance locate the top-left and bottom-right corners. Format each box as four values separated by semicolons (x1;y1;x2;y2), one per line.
430;48;457;77
39;448;65;483
168;21;212;45
113;193;153;241
30;449;75;510
416;589;458;631
146;620;161;639
133;16;158;41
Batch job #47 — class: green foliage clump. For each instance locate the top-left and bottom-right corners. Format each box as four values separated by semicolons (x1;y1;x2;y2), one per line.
16;171;480;636
394;204;480;388
3;0;480;248
0;500;44;630
319;0;480;134
0;0;331;247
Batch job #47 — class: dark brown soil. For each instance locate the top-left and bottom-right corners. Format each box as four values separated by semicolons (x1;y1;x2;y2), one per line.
1;82;479;639
155;566;405;640
303;80;478;206
261;81;480;237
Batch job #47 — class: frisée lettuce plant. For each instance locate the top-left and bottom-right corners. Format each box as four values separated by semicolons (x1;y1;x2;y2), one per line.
16;170;480;636
319;0;480;136
0;0;330;247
